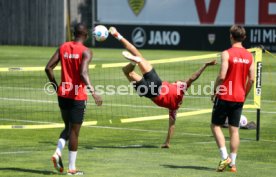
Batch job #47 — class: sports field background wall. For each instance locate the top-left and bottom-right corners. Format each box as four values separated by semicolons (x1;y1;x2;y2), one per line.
95;0;276;51
0;0;275;51
0;0;65;46
0;0;92;46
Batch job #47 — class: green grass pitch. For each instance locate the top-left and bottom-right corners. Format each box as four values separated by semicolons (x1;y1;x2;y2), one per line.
0;46;275;177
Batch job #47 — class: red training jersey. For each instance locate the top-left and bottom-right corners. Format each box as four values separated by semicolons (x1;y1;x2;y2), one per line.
57;41;88;100
152;81;186;110
217;47;253;102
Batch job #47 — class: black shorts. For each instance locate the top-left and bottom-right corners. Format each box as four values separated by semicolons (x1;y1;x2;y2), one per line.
132;68;162;98
211;98;244;127
58;96;86;124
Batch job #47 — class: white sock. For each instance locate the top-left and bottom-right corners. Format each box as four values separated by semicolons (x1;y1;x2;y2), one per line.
55;138;66;156
69;151;77;170
219;147;228;160
230;153;237;166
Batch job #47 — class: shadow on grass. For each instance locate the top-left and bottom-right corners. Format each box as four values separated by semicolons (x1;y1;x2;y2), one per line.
0;167;57;175
161;164;215;171
84;144;159;149
39;141;56;146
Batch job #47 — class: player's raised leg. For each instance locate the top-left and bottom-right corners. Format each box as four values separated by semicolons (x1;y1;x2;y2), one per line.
122;63;142;82
109;27;153;75
109;27;142;57
122;51;153;75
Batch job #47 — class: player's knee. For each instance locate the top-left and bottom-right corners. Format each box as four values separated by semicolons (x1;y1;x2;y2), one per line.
122;67;135;77
128;71;137;78
210;123;216;130
60;129;69;140
71;129;80;137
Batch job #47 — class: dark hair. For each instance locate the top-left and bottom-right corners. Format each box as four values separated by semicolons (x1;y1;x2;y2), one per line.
230;25;246;42
73;23;88;38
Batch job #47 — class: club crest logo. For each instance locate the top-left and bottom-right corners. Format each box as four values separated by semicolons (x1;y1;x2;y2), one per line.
128;0;145;16
208;33;216;45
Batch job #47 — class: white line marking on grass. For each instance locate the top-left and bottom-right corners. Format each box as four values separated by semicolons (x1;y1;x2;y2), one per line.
261;100;276;103
0;118;57;124
0;97;56;103
87;125;276;143
193;139;253;144
185;96;276;103
0;120;275;143
0;86;44;91
89;125;167;133
0;121;97;129
0;151;33;155
257;139;276;143
243;110;276;114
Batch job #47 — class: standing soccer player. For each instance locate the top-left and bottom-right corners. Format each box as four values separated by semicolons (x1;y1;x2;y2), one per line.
211;25;254;172
45;23;102;175
109;27;216;148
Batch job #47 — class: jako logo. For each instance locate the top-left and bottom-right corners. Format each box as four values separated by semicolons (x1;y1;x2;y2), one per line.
63;52;79;59
132;27;181;47
132;27;147;48
233;57;250;64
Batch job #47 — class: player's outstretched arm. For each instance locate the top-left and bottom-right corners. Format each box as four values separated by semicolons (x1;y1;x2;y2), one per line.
80;49;102;106
185;59;217;88
45;49;60;91
109;27;143;57
162;110;177;148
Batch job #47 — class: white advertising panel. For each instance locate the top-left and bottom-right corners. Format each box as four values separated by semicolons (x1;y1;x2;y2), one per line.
97;0;276;25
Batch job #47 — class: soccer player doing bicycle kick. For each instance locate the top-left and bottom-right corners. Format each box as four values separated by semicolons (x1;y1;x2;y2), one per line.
109;27;216;148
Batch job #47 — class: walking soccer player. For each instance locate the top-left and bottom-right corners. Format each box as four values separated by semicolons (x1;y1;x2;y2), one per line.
45;23;102;175
211;25;254;172
109;27;216;148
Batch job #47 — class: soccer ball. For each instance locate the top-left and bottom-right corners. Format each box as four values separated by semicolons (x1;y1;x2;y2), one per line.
223;115;248;128
93;25;109;42
239;115;248;127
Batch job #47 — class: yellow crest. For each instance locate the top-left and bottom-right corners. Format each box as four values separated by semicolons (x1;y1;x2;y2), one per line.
128;0;145;16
